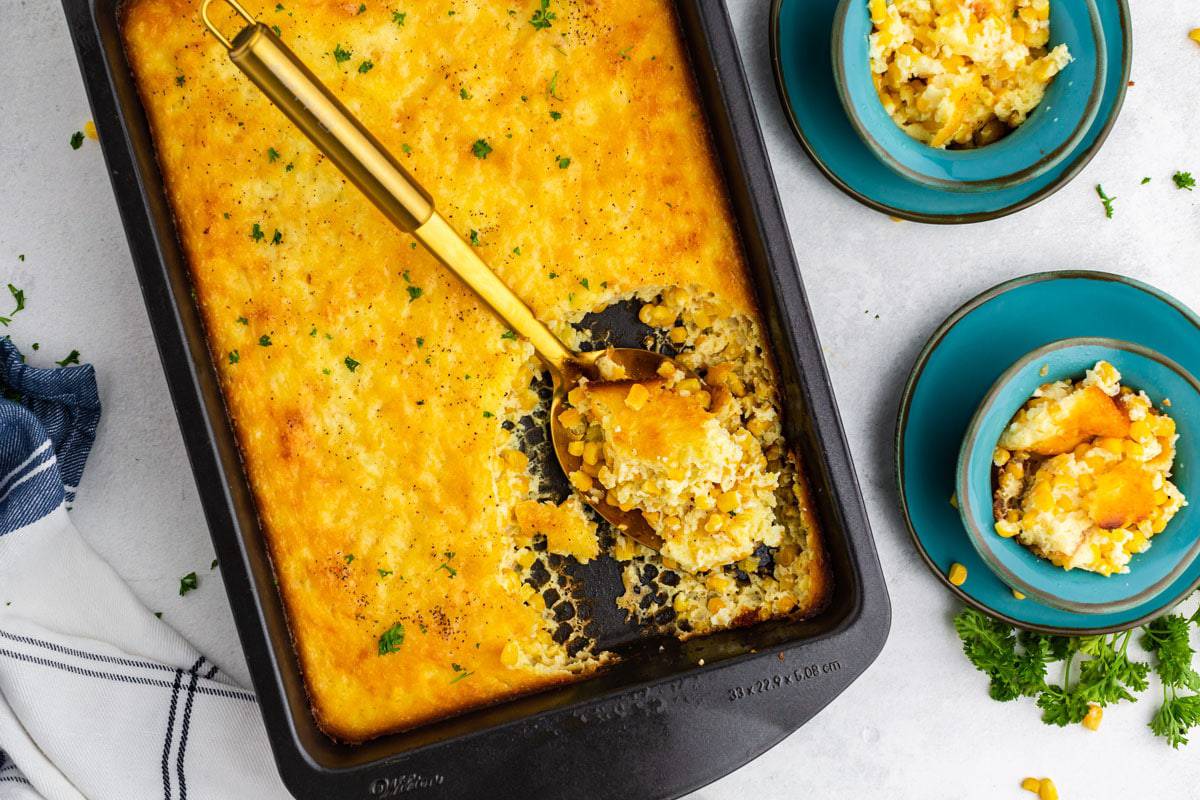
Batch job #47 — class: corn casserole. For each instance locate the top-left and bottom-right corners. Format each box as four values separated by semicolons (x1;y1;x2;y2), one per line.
993;361;1186;575
868;0;1072;148
121;0;830;741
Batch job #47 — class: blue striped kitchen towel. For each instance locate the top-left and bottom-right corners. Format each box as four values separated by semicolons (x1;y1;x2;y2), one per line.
0;342;289;800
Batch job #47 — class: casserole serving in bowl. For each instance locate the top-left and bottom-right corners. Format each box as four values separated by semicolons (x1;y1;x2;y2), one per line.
957;338;1200;614
832;0;1107;191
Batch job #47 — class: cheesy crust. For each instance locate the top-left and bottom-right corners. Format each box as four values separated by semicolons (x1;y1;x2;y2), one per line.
121;0;828;741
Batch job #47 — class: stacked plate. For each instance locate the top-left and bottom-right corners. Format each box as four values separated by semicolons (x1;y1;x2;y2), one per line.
897;272;1200;635
769;0;1132;224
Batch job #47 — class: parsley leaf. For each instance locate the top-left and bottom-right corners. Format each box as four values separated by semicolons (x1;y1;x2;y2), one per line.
333;43;352;63
250;223;265;242
501;330;517;340
1173;171;1195;191
1096;184;1116;218
407;285;423;302
267;147;280;163
8;284;25;314
469;229;481;246
556;155;571;169
344;355;360;372
259;334;272;347
392;10;406;25
178;572;198;596
472;138;493;159
358;60;374;74
1151;694;1200;748
529;0;555;30
378;622;405;655
228;350;240;364
56;350;81;367
70;131;84;150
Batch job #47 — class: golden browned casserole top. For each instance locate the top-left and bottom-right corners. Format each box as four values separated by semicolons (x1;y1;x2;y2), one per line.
122;0;826;742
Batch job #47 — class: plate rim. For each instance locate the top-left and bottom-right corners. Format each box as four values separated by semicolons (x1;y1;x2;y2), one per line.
767;0;1132;225
895;270;1200;634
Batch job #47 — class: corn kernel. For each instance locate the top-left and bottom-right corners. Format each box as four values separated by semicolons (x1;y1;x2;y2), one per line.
569;471;593;492
775;544;798;567
993;448;1011;467
501;449;529;470
1098;437;1124;455
638;304;658;325
1038;778;1058;800
774;593;797;614
1012;588;1026;600
746;417;770;437
695;492;715;511
1190;28;1200;45
582;441;602;466
1020;778;1041;794
1082;703;1103;731
516;549;536;569
704;513;725;533
1130;418;1152;441
656;361;677;379
706;573;733;592
1073;443;1092;460
707;597;726;614
716;491;739;514
625;383;650;410
567;386;588;406
948;562;967;586
568;440;585;457
677;377;702;395
558;406;584;432
500;640;520;667
673;593;690;612
652;305;676;327
668;326;688;344
994;521;1020;539
84;120;98;140
949;493;958;509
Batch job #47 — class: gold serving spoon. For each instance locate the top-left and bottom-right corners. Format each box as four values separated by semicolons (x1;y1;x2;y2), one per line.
200;0;693;551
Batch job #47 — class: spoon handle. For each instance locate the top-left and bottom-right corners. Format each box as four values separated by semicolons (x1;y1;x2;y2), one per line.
201;0;575;376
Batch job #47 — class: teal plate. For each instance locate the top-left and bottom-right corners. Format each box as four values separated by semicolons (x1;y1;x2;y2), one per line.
769;0;1131;224
896;272;1200;634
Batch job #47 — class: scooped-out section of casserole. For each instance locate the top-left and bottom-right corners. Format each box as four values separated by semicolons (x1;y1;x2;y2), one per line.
121;0;830;742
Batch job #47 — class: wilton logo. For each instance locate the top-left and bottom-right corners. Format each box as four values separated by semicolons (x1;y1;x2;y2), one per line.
368;773;445;796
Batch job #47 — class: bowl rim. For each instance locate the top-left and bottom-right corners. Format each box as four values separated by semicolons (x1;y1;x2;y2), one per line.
955;335;1200;615
830;0;1108;192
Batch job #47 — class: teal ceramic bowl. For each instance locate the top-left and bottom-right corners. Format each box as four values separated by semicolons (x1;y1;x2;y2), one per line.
832;0;1107;192
957;338;1200;614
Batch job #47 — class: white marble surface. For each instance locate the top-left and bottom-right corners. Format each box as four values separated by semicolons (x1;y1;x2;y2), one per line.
2;0;1199;797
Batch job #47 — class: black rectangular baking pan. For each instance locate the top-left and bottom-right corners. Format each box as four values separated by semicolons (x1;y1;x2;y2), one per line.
61;1;891;797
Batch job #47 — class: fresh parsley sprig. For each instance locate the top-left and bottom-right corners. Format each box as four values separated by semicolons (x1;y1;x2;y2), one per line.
954;606;1196;745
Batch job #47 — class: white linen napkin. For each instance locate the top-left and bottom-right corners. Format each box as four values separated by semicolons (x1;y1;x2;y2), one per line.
0;341;290;799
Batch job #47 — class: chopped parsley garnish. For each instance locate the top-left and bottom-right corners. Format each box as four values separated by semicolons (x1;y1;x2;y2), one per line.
401;143;412;154
258;334;272;347
1173;171;1195;191
228;350;239;364
501;330;517;340
332;43;352;63
345;554;355;563
358;60;374;74
579;277;589;289
392;10;406;25
549;110;562;121
237;316;249;326
407;285;423;302
175;74;186;87
618;46;632;60
377;622;405;655
529;0;555;30
449;665;474;684
344;356;360;372
210;559;218;570
8;284;25;314
548;271;558;279
546;70;561;99
460;87;472;100
271;24;282;36
377;568;393;578
416;337;425;348
556;155;570;169
285;162;294;172
270;229;283;245
69;131;84;150
56;350;81;367
469;229;481;246
309;325;317;336
250;223;265;242
512;246;522;255
267;147;280;163
178;572;198;596
357;2;366;12
472;138;493;159
483;410;493;418
1141;177;1152;185
436;551;457;578
1095;184;1116;219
